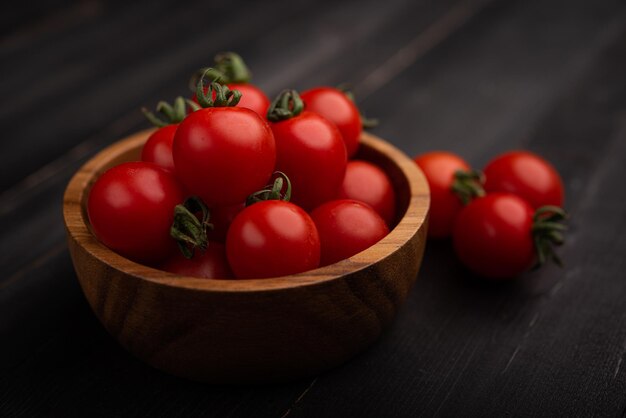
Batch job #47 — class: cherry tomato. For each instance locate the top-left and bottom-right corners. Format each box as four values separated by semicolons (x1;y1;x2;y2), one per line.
207;203;245;243
141;125;178;172
301;87;362;158
193;83;270;116
452;193;535;279
87;162;184;264
173;107;276;206
337;160;396;226
310;199;389;266
160;242;233;279
226;201;320;279
483;151;564;209
270;110;347;210
413;151;472;238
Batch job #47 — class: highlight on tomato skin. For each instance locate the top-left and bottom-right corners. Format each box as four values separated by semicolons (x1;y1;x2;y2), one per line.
87;161;185;265
337;160;396;227
452;193;535;279
300;87;362;158
173;106;277;207
141;124;178;172
310;199;389;267
483;151;565;209
267;90;348;211
225;200;321;279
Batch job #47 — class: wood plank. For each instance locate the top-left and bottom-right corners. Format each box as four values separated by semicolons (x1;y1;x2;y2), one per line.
281;1;626;416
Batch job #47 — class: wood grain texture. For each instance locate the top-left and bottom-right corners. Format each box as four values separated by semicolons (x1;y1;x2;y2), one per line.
62;130;429;383
3;0;626;415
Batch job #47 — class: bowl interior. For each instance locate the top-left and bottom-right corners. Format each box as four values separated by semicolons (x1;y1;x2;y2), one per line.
64;129;430;292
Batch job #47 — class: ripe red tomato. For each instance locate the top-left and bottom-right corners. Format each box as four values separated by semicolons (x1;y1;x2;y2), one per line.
87;162;184;264
160;242;234;279
173;107;276;206
141;125;178;172
413;152;475;238
301;87;362;157
483;151;564;209
193;83;270;116
452;193;535;279
310;199;389;266
268;91;347;210
226;201;320;278
338;160;396;226
227;83;270;116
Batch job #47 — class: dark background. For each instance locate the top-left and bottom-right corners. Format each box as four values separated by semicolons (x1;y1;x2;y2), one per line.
2;0;626;416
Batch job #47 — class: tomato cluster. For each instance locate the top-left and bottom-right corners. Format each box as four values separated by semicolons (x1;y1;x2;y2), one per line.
87;53;394;280
414;150;568;279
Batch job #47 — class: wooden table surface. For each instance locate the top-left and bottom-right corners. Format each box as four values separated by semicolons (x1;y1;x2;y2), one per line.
2;0;626;416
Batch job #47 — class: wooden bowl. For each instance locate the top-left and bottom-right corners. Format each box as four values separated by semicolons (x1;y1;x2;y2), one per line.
63;129;430;383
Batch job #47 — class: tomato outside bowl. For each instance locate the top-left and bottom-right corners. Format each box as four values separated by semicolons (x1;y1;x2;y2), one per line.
62;129;430;383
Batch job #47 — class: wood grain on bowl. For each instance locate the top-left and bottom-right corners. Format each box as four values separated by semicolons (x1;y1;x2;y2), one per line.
63;129;430;383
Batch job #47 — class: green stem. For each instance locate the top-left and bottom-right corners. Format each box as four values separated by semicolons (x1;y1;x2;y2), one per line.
246;172;292;206
267;90;304;121
170;197;213;259
195;68;242;108
532;205;568;269
451;170;485;205
142;96;194;127
214;52;251;84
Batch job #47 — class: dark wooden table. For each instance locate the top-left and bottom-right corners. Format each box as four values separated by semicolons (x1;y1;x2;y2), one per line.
3;0;626;416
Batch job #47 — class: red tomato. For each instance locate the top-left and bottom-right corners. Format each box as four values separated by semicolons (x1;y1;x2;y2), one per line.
207;203;245;242
226;201;320;279
160;242;234;279
173;107;276;206
338;160;396;226
301;87;362;157
452;193;535;279
310;199;389;266
483;151;564;209
141;125;178;172
413;152;472;238
87;162;184;264
193;83;270;116
270;110;347;210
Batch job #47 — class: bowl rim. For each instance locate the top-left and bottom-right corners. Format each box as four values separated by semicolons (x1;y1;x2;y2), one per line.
63;129;430;293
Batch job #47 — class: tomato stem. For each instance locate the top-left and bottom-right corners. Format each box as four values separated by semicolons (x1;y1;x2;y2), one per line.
214;52;251;84
532;205;568;268
246;172;292;206
195;68;242;108
170;196;213;259
142;96;198;127
267;90;304;121
451;170;485;205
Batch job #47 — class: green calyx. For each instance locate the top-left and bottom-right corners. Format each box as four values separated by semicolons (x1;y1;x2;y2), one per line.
532;206;568;268
195;68;242;108
451;170;486;205
246;172;292;206
337;83;379;129
142;96;200;127
188;52;251;90
267;90;304;122
170;196;213;259
214;52;251;84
